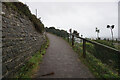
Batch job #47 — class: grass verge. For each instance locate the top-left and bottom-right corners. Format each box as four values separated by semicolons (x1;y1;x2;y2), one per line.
15;35;49;78
72;42;120;78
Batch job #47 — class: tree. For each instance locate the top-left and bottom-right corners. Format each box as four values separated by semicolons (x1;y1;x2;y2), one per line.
81;35;83;38
45;27;69;38
95;27;100;39
49;27;55;29
107;25;114;44
73;30;79;37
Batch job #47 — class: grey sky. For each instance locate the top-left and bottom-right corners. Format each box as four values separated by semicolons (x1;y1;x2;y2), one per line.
20;0;119;38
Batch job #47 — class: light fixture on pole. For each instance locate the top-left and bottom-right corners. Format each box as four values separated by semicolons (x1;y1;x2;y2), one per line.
107;25;115;44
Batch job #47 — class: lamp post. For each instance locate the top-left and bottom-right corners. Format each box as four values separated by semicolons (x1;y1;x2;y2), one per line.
36;9;37;18
69;28;72;42
95;27;100;40
107;25;114;45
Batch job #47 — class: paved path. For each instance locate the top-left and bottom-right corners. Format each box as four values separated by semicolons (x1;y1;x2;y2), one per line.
33;33;94;78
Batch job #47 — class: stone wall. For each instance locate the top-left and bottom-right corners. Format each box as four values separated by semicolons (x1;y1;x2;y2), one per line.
0;2;2;79
2;4;46;77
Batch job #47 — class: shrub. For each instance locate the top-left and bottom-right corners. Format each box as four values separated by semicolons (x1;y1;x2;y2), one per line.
45;27;69;38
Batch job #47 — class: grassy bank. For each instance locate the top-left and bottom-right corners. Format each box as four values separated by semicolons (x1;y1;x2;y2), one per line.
93;40;120;50
63;37;120;78
72;42;120;78
15;36;49;78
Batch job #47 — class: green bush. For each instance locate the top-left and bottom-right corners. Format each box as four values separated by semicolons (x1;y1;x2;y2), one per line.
45;27;69;38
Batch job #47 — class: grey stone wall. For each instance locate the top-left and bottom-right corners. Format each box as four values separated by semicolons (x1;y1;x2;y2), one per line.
0;2;2;79
2;4;46;77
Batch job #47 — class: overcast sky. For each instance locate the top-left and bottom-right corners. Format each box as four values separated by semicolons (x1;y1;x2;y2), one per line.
19;0;119;39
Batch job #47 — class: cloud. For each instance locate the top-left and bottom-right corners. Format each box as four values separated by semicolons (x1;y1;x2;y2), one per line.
21;2;118;38
19;0;119;2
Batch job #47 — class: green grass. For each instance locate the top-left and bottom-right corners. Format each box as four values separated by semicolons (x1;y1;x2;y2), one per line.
15;36;49;78
114;44;120;50
94;40;120;50
59;36;120;78
83;52;119;78
71;42;120;78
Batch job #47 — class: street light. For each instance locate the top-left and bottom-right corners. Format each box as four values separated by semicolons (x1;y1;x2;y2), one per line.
95;27;100;40
107;25;115;45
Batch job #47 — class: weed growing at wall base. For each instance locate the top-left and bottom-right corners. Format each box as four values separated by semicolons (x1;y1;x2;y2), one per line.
15;36;49;78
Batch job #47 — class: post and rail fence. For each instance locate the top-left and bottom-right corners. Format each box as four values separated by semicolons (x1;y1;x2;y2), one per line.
70;34;120;76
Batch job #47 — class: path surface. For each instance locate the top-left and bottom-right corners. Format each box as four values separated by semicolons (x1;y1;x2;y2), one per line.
33;33;94;78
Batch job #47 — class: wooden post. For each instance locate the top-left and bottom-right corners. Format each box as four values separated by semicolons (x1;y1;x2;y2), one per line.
83;39;86;58
68;36;69;42
72;34;74;46
69;29;72;43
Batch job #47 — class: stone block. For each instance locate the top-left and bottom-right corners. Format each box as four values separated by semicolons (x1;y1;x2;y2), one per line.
6;60;15;71
2;63;7;76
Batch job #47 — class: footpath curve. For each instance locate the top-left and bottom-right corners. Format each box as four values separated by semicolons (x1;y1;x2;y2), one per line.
33;33;94;78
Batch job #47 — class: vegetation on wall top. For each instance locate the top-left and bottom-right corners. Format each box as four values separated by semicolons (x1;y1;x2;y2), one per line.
3;2;44;33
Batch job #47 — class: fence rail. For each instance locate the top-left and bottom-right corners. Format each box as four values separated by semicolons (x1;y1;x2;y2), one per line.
77;36;120;54
71;35;120;75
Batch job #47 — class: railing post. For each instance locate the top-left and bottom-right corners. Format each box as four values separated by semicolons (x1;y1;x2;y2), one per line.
72;34;74;47
68;35;69;42
83;39;86;58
